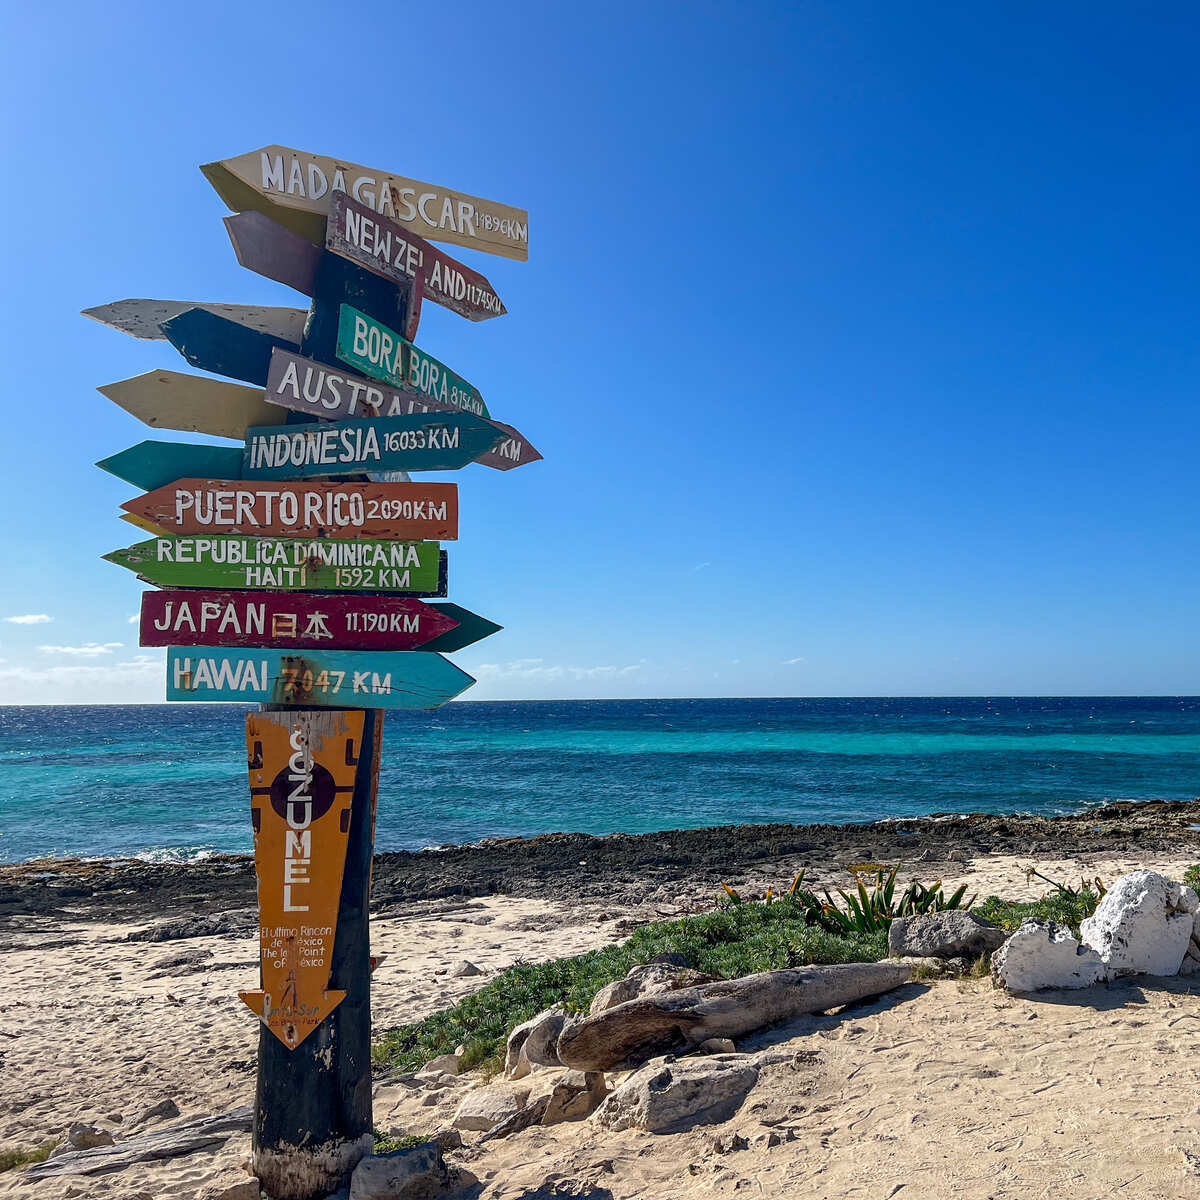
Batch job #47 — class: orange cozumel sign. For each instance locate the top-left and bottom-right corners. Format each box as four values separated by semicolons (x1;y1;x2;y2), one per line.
239;710;363;1049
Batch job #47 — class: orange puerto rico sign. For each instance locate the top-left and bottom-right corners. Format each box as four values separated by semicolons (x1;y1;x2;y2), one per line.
239;709;363;1049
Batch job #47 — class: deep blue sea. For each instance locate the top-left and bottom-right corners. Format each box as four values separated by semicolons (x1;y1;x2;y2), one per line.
2;697;1198;864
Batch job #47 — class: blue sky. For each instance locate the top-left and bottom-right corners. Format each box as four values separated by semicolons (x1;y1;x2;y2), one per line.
1;2;1198;702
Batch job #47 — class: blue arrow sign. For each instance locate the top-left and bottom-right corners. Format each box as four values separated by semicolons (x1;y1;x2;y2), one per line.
243;412;502;478
161;307;298;386
99;409;509;491
166;647;473;709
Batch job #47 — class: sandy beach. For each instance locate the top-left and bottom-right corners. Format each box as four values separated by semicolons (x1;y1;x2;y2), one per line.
3;804;1200;1199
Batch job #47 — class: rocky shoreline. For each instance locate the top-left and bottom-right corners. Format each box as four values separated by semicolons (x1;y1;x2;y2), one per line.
4;798;1198;924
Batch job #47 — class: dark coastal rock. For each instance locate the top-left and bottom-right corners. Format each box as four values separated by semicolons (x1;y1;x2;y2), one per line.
127;912;255;942
3;799;1200;924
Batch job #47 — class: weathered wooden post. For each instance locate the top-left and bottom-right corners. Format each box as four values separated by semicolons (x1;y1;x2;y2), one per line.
245;707;382;1196
89;144;531;1200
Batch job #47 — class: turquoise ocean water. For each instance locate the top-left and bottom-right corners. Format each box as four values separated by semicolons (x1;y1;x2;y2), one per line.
2;697;1198;863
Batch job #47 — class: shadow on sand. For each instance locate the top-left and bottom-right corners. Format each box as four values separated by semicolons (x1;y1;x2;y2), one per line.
1017;971;1200;1011
736;980;933;1052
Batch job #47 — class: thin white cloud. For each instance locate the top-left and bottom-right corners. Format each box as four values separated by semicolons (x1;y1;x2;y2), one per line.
128;614;139;624
4;614;52;625
690;562;711;573
0;655;163;703
782;656;807;665
474;658;643;682
39;642;124;657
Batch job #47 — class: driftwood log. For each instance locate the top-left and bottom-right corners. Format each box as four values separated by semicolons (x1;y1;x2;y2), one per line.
24;1107;253;1180
557;962;912;1072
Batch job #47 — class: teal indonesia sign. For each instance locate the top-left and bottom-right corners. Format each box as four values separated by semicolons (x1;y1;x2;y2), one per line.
166;646;474;708
243;412;501;478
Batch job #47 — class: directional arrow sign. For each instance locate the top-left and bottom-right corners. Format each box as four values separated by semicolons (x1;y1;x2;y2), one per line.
161;307;299;387
98;413;520;491
223;211;422;342
224;210;323;297
202;144;529;261
419;603;503;653
123;479;458;540
336;305;484;416
99;370;277;439
327;191;506;322
141;589;463;651
98;441;242;491
267;347;488;420
244;412;501;478
168;646;475;708
104;536;446;595
265;350;540;471
240;709;360;1048
83;299;307;344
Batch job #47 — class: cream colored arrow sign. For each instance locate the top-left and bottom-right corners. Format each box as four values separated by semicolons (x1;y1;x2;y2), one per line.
202;145;529;262
83;300;307;343
98;370;275;440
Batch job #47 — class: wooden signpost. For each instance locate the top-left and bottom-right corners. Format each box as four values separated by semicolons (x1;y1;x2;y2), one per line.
203;144;529;260
89;147;533;1199
166;646;474;707
122;478;458;540
103;535;447;595
140;590;463;651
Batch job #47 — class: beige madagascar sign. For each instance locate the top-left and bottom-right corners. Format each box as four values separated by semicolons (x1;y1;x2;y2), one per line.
202;145;529;262
240;710;363;1049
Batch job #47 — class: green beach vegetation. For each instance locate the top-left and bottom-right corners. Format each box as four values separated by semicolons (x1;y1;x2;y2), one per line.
374;895;888;1075
370;863;1200;1079
0;1139;57;1174
374;868;970;1076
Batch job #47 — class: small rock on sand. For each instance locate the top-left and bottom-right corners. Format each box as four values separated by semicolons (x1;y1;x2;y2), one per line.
453;1083;531;1132
66;1122;114;1150
594;1057;759;1133
140;1097;181;1123
888;911;1006;960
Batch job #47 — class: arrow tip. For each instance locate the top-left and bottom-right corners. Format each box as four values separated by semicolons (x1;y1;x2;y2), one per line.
239;988;348;1048
238;989;265;1018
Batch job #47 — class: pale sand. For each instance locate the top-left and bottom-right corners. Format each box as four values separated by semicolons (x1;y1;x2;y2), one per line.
2;851;1199;1199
